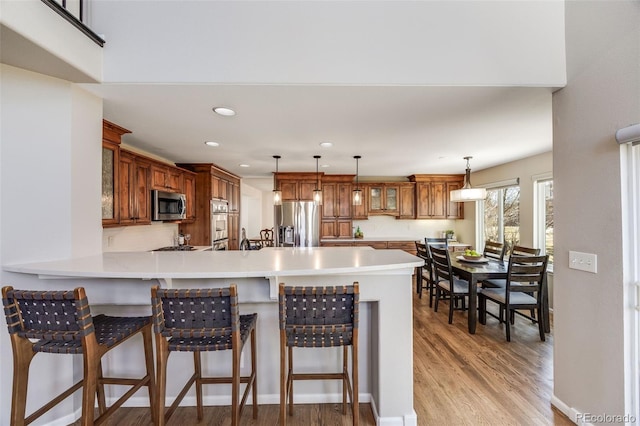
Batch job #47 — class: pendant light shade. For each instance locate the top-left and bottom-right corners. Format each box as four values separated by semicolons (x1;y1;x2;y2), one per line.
352;155;362;206
313;155;322;205
272;155;282;206
450;156;487;202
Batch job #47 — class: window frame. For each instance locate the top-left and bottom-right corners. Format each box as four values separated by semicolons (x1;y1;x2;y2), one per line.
533;173;553;269
475;178;520;252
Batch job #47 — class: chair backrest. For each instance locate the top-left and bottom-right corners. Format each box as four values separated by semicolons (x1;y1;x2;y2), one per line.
278;283;359;347
429;245;454;284
2;286;94;342
483;240;506;261
151;285;239;341
511;245;541;256
260;228;275;247
415;241;429;262
505;255;548;302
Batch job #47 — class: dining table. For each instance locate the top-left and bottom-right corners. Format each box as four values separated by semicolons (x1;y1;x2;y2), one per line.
450;255;550;335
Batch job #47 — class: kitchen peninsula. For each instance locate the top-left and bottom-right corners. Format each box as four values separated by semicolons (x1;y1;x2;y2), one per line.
4;247;422;426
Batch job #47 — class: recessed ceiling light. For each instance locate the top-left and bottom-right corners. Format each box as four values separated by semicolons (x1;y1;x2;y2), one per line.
213;107;236;117
319;142;333;148
321;164;330;168
239;164;250;168
204;141;220;147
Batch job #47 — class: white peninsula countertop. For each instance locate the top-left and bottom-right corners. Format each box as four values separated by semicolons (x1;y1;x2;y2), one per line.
4;246;422;279
3;247;422;426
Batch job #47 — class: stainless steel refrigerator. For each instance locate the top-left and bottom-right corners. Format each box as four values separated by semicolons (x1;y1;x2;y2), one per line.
274;201;320;247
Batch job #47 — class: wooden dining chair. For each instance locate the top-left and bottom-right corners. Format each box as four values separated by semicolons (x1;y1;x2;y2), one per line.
430;245;471;324
423;238;448;306
478;254;549;341
415;242;432;303
151;285;258;426
278;283;359;426
483;240;506;261
259;228;275;247
2;286;156;426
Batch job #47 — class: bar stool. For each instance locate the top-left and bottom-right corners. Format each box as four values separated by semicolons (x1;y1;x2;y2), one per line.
278;283;359;426
1;286;156;426
151;285;257;426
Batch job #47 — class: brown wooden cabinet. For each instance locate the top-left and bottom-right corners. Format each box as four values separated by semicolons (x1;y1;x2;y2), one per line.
398;183;416;219
118;151;151;225
151;164;182;192
102;120;129;227
177;163;241;248
321;220;353;239
275;172;320;201
353;240;388;249
368;183;399;215
321;176;354;239
352;183;369;220
182;172;197;222
446;181;464;219
409;174;465;219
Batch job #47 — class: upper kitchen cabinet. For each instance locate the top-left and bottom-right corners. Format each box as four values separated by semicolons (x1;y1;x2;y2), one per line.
118;150;152;225
321;177;353;220
409;174;465;219
275;172;321;201
368;183;399;215
398;183;416;219
151;163;182;192
102;120;130;227
352;183;369;220
182;171;197;222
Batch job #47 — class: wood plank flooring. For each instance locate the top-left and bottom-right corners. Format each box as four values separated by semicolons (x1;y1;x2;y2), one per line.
72;290;572;425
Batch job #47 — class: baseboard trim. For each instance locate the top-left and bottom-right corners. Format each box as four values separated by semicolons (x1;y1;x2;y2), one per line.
550;394;582;425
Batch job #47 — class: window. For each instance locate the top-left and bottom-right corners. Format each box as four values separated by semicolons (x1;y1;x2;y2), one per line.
482;184;521;253
535;178;554;266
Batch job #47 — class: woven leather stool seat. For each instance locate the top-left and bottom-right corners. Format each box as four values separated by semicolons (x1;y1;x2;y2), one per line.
2;286;156;426
152;285;258;426
278;283;359;426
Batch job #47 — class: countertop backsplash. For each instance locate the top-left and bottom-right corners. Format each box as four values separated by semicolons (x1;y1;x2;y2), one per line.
102;222;179;252
353;216;462;241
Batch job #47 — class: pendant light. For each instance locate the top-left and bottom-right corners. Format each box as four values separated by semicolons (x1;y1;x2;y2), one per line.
352;155;362;206
272;155;282;206
450;156;487;202
313;155;323;205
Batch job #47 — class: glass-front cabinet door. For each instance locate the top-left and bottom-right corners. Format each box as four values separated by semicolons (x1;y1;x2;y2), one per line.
385;186;398;212
102;141;119;225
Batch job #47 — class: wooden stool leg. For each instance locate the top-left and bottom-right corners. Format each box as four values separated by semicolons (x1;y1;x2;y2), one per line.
342;346;348;414
251;327;258;419
287;346;294;416
81;346;100;426
352;334;359;426
96;361;107;415
10;336;35;426
232;345;240;426
194;351;203;420
279;330;286;426
141;326;157;425
156;337;169;426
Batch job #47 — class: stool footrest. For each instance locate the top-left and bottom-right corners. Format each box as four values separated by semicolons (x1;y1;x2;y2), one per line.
291;373;347;380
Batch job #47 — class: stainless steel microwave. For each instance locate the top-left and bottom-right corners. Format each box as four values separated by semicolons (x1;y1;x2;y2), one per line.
152;190;186;221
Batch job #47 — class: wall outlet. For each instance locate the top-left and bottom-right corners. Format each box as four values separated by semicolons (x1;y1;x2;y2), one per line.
569;251;597;273
107;236;114;247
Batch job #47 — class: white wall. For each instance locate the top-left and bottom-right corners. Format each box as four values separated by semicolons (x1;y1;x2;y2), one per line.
552;0;639;420
91;1;565;86
0;64;104;425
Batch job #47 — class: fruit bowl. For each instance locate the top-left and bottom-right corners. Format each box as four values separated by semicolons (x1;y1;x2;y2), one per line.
463;254;483;260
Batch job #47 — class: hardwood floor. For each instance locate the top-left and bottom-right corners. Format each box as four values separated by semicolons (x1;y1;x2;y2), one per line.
73;291;572;425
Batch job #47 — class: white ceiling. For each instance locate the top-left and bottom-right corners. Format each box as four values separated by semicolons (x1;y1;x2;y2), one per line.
84;83;553;179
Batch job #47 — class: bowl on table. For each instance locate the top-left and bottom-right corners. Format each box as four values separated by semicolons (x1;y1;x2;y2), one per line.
462;254;483;261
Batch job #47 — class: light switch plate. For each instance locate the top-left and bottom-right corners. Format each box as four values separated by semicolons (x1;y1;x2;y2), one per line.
569;251;597;273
